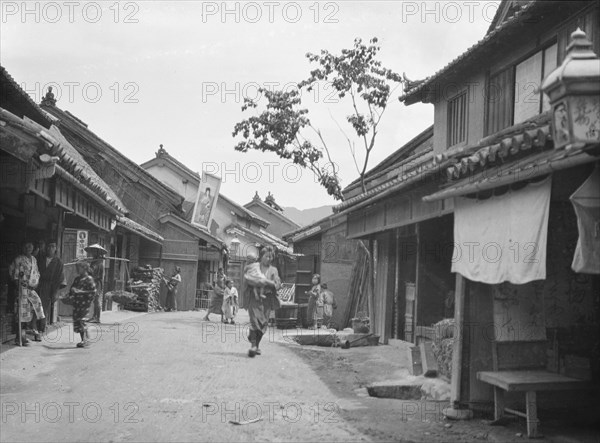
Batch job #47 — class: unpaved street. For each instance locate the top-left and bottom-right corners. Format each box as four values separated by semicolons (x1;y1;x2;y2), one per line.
2;311;365;442
1;311;590;443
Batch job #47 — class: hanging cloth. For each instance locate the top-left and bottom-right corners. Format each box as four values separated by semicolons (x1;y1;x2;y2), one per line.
570;165;600;274
452;177;551;284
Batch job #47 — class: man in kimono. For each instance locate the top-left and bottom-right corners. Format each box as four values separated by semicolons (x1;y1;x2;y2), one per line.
89;247;106;323
37;240;66;327
9;240;45;345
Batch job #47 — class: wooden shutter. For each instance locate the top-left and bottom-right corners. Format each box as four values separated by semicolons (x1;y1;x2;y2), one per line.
486;68;515;136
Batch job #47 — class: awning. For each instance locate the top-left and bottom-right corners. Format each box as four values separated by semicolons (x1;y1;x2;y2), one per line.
452;177;552;285
117;216;164;245
423;144;600;202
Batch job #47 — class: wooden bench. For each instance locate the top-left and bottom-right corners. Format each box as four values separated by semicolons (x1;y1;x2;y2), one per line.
477;341;589;438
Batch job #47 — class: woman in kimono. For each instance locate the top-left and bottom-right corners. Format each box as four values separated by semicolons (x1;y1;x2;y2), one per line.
9;240;45;346
203;277;225;322
243;246;281;357
62;261;96;348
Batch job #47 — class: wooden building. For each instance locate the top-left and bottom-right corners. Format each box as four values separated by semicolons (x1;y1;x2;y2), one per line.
283;213;357;329
244;192;301;238
1;66;125;339
141;147;296;307
332;125;453;345
40;94;222;311
399;0;600;432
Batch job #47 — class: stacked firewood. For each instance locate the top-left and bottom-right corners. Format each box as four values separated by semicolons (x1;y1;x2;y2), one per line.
124;266;164;312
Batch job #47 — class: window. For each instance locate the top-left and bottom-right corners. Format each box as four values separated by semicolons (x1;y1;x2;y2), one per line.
485;42;558;135
447;91;468;147
486;68;515;135
513;44;557;124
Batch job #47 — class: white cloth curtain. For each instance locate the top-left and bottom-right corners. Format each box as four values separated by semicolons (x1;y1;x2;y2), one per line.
452;177;552;284
570;166;600;274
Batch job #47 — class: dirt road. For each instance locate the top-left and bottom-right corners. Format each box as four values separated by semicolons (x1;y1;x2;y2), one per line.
1;311;595;442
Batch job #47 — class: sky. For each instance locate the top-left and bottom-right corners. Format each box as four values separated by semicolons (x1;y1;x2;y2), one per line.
1;1;499;209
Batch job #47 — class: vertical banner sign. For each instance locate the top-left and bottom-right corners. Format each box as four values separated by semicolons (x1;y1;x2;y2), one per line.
76;230;88;259
192;172;222;229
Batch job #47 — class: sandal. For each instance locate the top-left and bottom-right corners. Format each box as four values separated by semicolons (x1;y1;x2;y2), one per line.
248;347;257;358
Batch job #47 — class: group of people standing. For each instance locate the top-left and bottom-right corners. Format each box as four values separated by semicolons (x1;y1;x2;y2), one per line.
9;239;105;348
202;268;239;324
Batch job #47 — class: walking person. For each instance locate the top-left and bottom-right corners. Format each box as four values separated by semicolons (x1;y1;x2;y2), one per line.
62;261;96;348
86;244;106;323
9;240;46;346
203;277;225;322
37;240;66;326
164;266;182;312
243;246;281;357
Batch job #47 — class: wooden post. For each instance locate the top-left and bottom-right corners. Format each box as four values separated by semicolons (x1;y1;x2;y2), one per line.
450;273;466;406
17;277;23;346
525;391;540;438
369;239;377;336
413;223;420;344
394;229;400;339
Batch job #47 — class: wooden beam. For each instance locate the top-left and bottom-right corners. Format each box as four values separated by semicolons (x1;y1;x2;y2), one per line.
413;223;420;344
450;273;466;407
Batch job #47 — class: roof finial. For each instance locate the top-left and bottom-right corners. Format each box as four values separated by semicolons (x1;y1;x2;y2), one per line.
156;144;167;158
41;86;56;107
253;191;261;201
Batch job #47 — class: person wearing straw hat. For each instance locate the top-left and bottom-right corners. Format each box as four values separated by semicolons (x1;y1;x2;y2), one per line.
85;244;106;323
62;260;96;348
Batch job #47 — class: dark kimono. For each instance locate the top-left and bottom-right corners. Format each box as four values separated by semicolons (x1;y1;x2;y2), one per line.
64;275;96;334
38;256;65;322
243;265;281;334
207;283;225;315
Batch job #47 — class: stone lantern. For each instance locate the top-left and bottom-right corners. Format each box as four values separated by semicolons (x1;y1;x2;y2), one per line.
541;28;600;149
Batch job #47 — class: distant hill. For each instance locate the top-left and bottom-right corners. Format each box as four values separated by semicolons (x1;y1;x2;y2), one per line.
283;205;334;227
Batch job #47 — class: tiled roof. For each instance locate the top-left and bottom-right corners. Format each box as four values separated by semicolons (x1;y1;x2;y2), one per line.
333;148;436;213
0;106;125;213
42;104;184;207
146;149;270;227
424;141;600;202
446;125;552;181
244;197;301;229
0;66;53;128
116;216;164;244
344;125;434;193
400;0;541;103
48;125;126;212
227;223;294;256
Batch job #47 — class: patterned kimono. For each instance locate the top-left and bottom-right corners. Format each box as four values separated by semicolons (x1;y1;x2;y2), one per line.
64;275;96;333
243;265;281;334
9;255;45;323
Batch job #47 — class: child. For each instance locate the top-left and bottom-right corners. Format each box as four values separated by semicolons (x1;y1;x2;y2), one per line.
321;283;337;329
306;274;323;329
244;252;267;301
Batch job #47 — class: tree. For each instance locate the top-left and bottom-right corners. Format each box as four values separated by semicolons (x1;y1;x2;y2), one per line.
233;37;402;200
